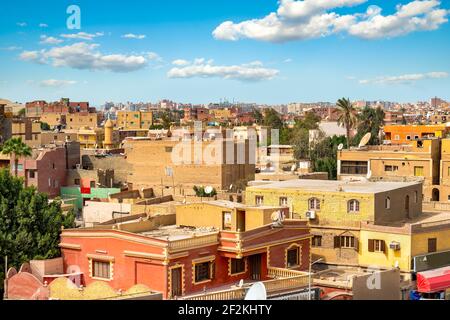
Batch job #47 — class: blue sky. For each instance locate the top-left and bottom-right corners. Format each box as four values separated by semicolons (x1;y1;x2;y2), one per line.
0;0;449;106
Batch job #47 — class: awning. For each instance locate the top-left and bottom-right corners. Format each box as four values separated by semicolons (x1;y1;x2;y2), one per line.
417;266;450;293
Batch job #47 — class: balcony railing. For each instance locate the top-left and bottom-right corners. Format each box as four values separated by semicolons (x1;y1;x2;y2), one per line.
167;234;219;252
180;268;310;300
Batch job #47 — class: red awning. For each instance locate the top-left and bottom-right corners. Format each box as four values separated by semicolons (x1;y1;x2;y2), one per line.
417;266;450;293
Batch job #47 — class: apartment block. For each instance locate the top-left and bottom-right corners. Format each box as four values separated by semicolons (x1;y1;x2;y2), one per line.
384;124;448;145
116;110;153;129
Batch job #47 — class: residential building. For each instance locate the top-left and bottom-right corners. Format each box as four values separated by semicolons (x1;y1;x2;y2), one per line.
116;110;153;129
66;113;99;130
383;124;448;145
77;127;105;149
59;200;312;299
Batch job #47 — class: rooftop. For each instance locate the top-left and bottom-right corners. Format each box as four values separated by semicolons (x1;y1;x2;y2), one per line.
247;179;421;194
139;225;218;241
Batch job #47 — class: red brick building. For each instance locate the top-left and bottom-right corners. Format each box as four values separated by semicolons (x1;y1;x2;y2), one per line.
59;202;312;299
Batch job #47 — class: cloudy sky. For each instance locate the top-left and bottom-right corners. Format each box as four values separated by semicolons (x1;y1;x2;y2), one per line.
0;0;449;106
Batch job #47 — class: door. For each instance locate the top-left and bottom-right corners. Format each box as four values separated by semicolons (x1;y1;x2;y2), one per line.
171;267;182;298
248;254;262;281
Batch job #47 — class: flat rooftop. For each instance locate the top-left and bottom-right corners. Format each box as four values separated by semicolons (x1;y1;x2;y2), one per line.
139;225;218;241
247;179;421;194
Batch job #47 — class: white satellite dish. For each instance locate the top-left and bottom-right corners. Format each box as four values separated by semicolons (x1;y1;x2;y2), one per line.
244;282;267;300
271;211;281;222
337;143;344;151
237;279;244;288
229;184;233;191
204;186;213;195
359;133;371;148
290;164;297;172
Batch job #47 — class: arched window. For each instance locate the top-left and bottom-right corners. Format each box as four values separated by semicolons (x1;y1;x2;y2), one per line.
308;198;320;210
348;199;360;213
385;197;391;209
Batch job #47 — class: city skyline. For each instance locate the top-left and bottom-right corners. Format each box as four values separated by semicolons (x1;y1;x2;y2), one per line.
1;0;449;106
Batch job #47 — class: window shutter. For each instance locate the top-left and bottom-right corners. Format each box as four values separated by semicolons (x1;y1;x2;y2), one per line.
380;240;386;253
334;236;341;248
368;239;375;252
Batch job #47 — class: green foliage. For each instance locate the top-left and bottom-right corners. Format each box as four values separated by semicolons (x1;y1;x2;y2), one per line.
352;106;385;146
40;122;51;131
289;112;321;159
310;135;347;179
18;108;26;117
0;168;75;294
160;111;173;129
1;137;33;177
263;108;283;129
252;108;263;125
336;97;357;148
193;186;217;197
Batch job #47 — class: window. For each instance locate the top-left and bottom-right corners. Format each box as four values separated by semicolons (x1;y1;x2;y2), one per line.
428;238;437;253
368;239;386;253
90;181;96;188
340;236;356;248
279;197;288;206
414;166;424;177
340;161;368;175
194;261;213;283
385;165;398;172
165;146;173;152
308;198;321;210
385;197;391;209
414;135;419;140
230;258;245;275
74;179;80;185
29;170;35;179
52;163;55;169
255;196;264;206
347;200;360;213
312;236;322;247
222;211;232;230
92;260;110;279
414;191;418;203
406;135;411;140
286;247;300;268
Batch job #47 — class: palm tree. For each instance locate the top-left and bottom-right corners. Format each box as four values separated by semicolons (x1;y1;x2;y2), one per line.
336;98;357;148
1;137;32;177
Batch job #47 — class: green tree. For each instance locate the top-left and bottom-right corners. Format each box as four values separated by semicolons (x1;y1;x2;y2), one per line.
336;98;357;149
252;108;263;125
1;137;32;177
40;122;51;131
160;111;172;129
310;135;347;179
18;108;26;117
193;186;217;197
0;169;75;295
263;108;283;129
353;106;385;146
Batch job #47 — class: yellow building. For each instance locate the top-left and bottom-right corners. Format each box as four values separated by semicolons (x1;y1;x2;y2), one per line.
245;179;423;266
77;127;105;149
359;212;450;273
176;200;286;232
337;139;441;202
116;111;153;129
210;108;232;121
66;113;99;130
40;113;65;127
10;118;41;147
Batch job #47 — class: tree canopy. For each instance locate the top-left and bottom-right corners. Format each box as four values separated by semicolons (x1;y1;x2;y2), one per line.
0;169;75;295
1;137;33;177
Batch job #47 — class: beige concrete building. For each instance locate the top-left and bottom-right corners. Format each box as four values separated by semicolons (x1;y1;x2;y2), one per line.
66;113;99;130
337;139;440;202
123;137;255;193
116;111;153;129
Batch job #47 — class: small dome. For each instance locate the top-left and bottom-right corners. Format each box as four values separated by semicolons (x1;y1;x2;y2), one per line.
105;119;114;128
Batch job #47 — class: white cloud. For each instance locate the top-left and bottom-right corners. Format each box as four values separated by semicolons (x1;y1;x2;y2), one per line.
19;42;150;73
16;22;27;27
359;71;448;84
213;0;449;42
146;52;162;61
39;23;48;28
1;46;22;51
40;35;64;45
284;58;293;63
39;79;77;87
60;32;104;40
122;33;146;39
167;58;279;81
172;59;190;66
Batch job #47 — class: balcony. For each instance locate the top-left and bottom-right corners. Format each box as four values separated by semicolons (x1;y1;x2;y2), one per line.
179;267;310;300
167;234;219;252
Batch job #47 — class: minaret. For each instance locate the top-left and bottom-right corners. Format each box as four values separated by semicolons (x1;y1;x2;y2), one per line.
103;117;114;149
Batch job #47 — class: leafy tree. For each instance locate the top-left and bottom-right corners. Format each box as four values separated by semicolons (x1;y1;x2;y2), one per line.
40;122;51;131
263;108;283;129
18;108;26;117
193;186;217;197
310;135;347;179
1;137;32;177
0;169;75;295
336;98;357;149
252;108;263;125
353;106;385;146
160;111;172;129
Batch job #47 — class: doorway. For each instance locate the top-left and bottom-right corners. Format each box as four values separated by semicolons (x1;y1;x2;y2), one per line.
405;195;410;217
248;254;262;281
432;188;440;202
170;267;183;298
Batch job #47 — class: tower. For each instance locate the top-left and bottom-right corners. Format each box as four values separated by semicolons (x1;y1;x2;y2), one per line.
103;118;114;149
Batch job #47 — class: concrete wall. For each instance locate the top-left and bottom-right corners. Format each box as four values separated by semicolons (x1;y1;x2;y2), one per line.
83;201;132;227
352;269;401;300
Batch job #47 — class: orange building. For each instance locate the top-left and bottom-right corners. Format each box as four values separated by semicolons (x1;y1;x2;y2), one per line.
384;124;449;145
59;201;312;299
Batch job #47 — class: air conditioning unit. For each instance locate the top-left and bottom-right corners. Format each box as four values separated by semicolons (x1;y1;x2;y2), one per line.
389;242;401;251
305;211;316;220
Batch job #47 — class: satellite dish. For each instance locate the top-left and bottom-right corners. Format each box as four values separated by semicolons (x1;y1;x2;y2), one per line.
204;186;213;195
229;184;233;191
359;133;371;148
337;143;344;151
244;282;267;300
271;211;280;221
237;279;244;288
290;164;297;172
